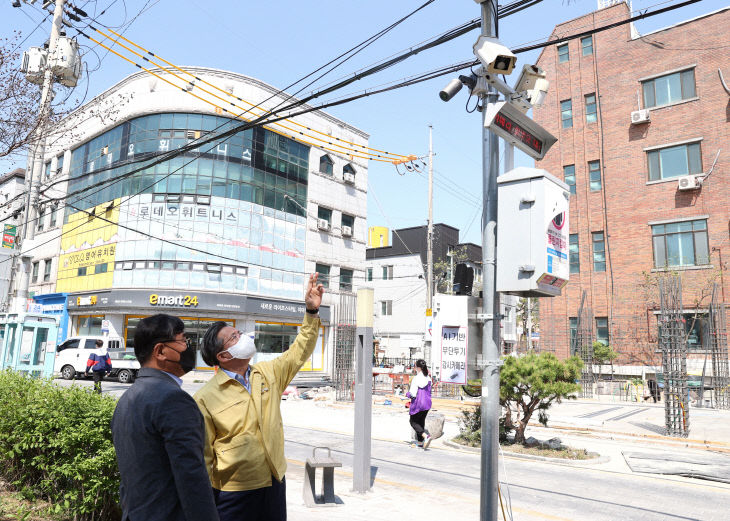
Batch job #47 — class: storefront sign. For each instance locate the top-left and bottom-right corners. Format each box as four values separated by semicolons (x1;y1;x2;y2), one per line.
61;244;116;270
67;290;330;321
2;224;16;249
149;293;200;307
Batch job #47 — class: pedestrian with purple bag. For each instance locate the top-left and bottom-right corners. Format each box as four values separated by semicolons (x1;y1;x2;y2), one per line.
406;359;433;449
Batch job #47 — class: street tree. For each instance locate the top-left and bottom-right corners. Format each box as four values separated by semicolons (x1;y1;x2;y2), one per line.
500;352;583;444
0;32;42;163
592;341;618;381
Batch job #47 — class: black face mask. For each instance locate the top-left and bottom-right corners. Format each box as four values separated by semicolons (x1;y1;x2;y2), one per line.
176;345;197;374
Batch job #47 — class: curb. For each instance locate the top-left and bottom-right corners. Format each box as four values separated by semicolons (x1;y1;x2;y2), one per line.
442;438;610;465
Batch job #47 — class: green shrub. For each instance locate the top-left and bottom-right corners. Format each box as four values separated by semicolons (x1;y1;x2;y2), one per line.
0;370;120;520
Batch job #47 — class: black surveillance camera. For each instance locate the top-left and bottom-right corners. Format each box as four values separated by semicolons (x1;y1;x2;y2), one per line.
12;1;22;7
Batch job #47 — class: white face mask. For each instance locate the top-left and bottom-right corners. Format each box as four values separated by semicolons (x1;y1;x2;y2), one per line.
224;331;257;360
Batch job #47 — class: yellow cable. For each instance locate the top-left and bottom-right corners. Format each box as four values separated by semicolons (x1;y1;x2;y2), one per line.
84;32;380;163
88;27;406;163
102;26;409;161
498;483;508;521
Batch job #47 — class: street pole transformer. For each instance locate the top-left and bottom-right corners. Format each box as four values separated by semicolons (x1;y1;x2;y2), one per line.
477;1;502;520
15;0;66;311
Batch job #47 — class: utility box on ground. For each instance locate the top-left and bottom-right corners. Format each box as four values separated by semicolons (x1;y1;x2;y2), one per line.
430;294;482;384
496;167;570;297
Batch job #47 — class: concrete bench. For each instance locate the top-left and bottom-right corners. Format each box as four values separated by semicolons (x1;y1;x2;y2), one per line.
303;446;342;507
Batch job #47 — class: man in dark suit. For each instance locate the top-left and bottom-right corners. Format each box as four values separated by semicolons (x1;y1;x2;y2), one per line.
111;314;218;521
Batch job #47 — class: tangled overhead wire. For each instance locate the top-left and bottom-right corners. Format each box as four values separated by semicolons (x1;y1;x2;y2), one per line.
392;155;428;176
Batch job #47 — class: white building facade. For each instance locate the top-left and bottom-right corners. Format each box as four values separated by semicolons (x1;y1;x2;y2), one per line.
19;67;368;377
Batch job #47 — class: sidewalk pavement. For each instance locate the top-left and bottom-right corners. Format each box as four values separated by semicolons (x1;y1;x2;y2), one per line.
279;397;730;520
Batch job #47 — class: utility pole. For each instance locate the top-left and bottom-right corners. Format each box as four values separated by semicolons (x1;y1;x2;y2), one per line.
477;1;501;520
527;298;533;351
15;0;66;311
426;125;434;361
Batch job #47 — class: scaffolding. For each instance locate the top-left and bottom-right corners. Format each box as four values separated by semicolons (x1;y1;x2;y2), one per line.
332;292;357;402
659;275;689;437
572;291;594;398
709;283;730;409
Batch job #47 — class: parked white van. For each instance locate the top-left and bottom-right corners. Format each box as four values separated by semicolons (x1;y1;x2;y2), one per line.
54;336;140;384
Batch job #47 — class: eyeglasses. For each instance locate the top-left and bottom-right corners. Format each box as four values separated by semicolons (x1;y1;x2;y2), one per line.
223;329;244;347
161;336;188;349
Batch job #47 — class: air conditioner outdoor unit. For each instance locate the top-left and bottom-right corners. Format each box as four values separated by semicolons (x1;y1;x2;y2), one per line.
677;175;701;191
342;225;352;237
343;172;355;184
317;218;330;231
630;109;650;124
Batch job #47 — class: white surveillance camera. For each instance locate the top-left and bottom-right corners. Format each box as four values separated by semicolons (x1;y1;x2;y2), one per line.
513;64;549;108
473;36;517;75
439;78;463;102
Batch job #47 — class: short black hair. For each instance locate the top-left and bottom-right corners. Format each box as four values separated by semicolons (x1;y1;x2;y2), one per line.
95;339;104;347
134;314;185;365
201;321;228;367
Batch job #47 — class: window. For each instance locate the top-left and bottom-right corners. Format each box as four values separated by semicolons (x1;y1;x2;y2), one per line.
43;259;52;282
592;232;605;272
681;312;708;351
581;36;593;56
77;266;87;276
588;160;601;191
319;155;334;176
560;99;573;128
36;208;45;231
95;263;108;274
651;219;709;268
317;206;332;225
585;94;597;123
315;263;330;288
343;164;356;179
367;267;373;282
49;206;58;227
381;300;393;316
642;68;695;108
563;165;576;195
56;154;64;175
569;234;580;274
595;317;609;346
341;213;354;229
31;262;39;283
647;142;702;181
569;317;578;353
340;268;353;291
382;265;393;280
44;161;52;178
557;44;569;63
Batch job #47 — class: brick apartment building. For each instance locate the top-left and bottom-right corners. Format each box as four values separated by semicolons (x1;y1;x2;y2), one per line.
533;3;730;376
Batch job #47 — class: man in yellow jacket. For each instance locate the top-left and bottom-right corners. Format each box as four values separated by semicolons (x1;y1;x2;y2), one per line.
194;273;324;521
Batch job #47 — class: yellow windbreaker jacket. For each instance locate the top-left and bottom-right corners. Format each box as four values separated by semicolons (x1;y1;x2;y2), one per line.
193;313;320;491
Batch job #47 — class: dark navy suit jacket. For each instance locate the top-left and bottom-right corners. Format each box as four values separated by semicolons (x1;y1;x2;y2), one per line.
111;367;219;521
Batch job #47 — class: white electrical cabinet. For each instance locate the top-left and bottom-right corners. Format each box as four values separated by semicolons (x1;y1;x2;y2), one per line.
496;167;570;297
21;47;47;85
50;37;82;87
430;294;483;383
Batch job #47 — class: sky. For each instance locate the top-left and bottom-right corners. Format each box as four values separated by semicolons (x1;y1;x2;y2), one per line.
3;0;727;245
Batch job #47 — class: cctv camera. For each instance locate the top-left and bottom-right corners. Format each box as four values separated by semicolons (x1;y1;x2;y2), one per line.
513;64;549;108
473;36;517;75
439;78;463;102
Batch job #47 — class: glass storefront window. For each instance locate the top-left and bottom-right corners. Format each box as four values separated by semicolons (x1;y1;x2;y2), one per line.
124;315;234;369
255;323;300;354
77;315;103;336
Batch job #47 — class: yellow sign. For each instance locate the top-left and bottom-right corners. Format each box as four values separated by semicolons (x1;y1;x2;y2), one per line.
56;200;120;293
63;244;116;270
149;294;200;307
77;295;98;306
